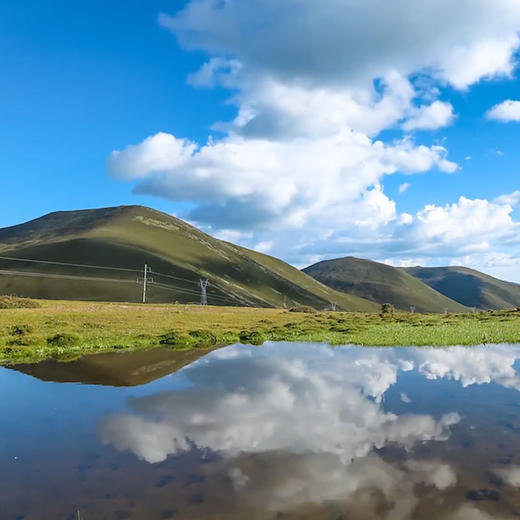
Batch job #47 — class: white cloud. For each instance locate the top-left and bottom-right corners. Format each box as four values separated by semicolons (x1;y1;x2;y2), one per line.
254;240;274;254
108;132;455;230
494;190;520;206
400;392;412;403
399;182;411;194
160;0;520;90
108;0;520;271
486;99;520;122
107;132;196;180
409;196;516;243
212;229;248;243
402;101;455;131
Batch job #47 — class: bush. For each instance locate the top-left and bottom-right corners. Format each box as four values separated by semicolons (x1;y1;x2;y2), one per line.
188;329;217;347
380;303;395;314
158;331;192;347
239;330;266;345
46;333;80;347
0;296;40;309
10;324;33;336
289;306;317;314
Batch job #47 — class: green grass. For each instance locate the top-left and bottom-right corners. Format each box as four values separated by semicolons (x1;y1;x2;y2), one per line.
1;299;520;365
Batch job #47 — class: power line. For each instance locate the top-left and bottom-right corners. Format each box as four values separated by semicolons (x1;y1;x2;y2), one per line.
0;269;234;302
149;270;199;285
0;255;140;273
149;281;231;302
0;254;247;305
0;269;137;284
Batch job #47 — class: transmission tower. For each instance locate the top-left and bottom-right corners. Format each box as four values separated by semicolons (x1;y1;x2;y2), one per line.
199;278;209;306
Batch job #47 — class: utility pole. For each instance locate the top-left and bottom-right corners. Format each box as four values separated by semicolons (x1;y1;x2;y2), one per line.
199;278;209;306
137;264;152;303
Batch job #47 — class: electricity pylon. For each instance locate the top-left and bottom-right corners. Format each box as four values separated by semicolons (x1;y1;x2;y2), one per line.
199;278;209;306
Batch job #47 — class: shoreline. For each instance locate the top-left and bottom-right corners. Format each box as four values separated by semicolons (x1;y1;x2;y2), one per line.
1;299;520;365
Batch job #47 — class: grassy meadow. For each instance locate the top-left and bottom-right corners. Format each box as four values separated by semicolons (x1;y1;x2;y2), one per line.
1;296;520;365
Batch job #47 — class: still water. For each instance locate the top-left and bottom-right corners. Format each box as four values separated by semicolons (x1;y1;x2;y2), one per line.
2;342;520;519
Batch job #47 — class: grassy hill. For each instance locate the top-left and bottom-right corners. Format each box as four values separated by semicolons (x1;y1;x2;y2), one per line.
303;257;467;313
405;266;520;310
0;206;377;311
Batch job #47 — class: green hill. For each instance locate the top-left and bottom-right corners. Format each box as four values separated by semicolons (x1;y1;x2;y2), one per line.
303;257;467;313
0;206;377;311
404;266;520;310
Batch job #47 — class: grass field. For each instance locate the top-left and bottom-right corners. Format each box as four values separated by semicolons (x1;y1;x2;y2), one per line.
1;298;520;365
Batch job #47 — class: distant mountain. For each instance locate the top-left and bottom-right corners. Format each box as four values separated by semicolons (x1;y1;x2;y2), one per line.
0;206;377;311
404;266;520;310
303;257;467;313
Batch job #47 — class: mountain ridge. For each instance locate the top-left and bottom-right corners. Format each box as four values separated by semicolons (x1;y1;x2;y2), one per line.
0;205;377;311
404;265;520;310
303;256;468;313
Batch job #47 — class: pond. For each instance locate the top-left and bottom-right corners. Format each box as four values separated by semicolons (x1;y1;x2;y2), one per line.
2;342;520;519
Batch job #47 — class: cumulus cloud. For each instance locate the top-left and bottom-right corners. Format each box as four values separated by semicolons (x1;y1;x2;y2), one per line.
108;0;520;271
286;190;520;279
405;196;517;243
109;132;456;230
486;99;520;122
160;0;520;89
402;101;455;131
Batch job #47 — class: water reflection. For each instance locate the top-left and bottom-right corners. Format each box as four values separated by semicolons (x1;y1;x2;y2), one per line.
9;347;211;386
97;343;520;519
3;342;520;519
99;345;461;464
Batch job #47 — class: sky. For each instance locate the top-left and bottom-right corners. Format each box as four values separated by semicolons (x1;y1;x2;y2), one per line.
1;1;520;281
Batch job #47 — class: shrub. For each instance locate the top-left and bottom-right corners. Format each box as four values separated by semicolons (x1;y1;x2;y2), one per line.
289;306;317;314
239;330;266;346
0;296;40;309
188;329;217;347
158;331;192;347
46;333;80;347
381;303;395;314
10;324;33;336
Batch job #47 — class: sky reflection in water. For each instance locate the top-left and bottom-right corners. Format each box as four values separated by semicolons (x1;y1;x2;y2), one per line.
2;342;520;519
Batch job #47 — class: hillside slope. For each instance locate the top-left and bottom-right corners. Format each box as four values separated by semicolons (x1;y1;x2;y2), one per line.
0;206;377;311
405;266;520;310
303;257;467;313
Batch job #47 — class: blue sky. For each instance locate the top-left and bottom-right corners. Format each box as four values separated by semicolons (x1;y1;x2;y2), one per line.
1;1;520;279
